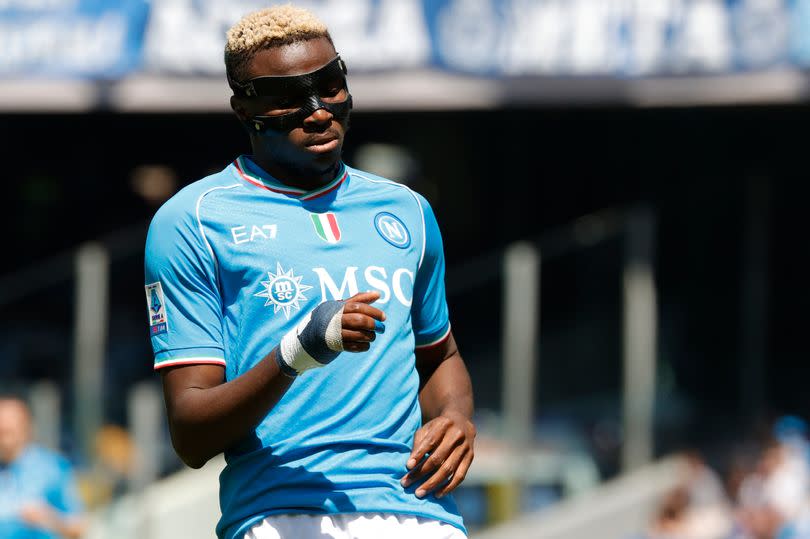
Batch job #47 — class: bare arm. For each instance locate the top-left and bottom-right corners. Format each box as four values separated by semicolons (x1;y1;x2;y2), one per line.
416;332;474;421
19;503;87;539
161;291;385;469
401;331;475;498
161;352;291;469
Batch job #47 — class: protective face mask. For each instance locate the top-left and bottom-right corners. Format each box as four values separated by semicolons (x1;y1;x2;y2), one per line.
230;55;353;134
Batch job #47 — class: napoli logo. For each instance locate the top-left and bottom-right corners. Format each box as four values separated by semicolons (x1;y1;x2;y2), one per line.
374;212;411;249
254;262;313;319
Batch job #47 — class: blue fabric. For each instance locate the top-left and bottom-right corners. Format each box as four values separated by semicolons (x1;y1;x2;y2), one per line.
144;157;462;539
0;445;84;539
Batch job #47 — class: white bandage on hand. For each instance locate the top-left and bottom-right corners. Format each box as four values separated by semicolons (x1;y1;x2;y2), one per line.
275;300;344;377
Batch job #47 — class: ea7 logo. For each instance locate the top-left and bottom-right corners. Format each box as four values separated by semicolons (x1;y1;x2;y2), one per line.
313;266;414;306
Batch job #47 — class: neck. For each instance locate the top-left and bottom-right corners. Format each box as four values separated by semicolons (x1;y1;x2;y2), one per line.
251;154;340;192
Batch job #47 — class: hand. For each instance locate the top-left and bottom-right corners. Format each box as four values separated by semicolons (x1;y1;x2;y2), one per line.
19;502;57;530
340;291;386;353
275;291;386;376
401;410;475;499
20;501;86;539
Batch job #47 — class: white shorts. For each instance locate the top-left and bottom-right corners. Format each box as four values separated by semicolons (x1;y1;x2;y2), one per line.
244;513;467;539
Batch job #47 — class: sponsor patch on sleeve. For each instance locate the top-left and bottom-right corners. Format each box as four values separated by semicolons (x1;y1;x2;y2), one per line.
145;282;168;336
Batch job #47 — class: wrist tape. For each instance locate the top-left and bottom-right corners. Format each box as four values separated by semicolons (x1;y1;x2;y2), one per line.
275;300;344;377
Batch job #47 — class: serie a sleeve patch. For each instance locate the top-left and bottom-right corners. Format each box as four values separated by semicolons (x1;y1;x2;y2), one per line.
145;281;168;336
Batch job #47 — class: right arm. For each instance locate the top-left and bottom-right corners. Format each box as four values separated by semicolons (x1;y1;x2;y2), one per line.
160;354;289;469
145;198;384;468
160;292;384;469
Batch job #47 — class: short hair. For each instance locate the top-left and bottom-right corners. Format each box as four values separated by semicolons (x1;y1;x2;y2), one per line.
0;390;29;408
225;4;334;89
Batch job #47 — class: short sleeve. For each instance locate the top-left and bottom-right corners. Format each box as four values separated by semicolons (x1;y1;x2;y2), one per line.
144;197;226;370
410;194;451;348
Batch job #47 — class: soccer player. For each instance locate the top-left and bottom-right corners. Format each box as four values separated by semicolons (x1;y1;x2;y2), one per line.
144;4;475;539
0;396;87;539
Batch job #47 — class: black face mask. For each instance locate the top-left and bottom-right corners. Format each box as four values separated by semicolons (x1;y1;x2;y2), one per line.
230;55;353;133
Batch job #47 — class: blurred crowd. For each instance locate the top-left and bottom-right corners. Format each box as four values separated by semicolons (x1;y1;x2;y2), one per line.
634;416;810;539
1;393;141;539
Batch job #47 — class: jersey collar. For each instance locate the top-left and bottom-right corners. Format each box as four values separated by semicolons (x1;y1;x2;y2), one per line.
232;155;348;201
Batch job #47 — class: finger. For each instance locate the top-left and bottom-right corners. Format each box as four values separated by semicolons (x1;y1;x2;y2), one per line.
342;312;383;332
406;424;440;470
342;329;376;343
435;450;473;498
403;433;459;486
415;449;464;498
343;341;370;353
345;290;381;305
406;417;465;470
342;302;386;323
401;449;429;486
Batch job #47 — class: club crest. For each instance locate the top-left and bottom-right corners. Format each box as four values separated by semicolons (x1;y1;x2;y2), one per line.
374;212;410;249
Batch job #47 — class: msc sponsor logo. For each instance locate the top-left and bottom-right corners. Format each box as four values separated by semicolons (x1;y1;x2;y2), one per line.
254;262;313;319
374;212;410;249
313;266;414;306
253;265;416;314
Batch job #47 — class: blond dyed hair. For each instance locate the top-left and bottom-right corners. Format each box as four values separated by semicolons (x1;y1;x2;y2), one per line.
225;4;333;87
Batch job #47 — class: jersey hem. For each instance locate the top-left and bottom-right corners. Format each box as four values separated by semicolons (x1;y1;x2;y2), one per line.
224;508;467;539
154;358;226;370
154;345;224;356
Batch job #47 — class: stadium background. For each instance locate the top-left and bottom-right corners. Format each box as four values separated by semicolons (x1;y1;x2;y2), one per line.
2;0;809;537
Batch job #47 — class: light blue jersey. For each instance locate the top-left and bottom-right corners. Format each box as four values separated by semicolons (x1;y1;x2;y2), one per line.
0;445;84;539
144;156;464;539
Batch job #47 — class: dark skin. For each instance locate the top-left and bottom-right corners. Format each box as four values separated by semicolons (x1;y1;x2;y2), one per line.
407;332;475;498
230;37;348;191
163;36;475;499
161;291;385;469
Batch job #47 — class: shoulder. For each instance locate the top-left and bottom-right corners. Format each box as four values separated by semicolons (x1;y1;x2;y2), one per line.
345;165;432;214
149;166;244;233
346;166;421;201
21;444;73;475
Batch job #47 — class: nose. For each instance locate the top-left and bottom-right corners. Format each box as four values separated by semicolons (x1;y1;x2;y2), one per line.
303;96;333;126
305;107;333;127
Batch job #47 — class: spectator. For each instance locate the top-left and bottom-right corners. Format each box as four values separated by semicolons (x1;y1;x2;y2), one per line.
738;438;809;524
79;424;136;509
732;421;810;539
0;395;87;539
638;485;693;539
773;416;810;475
632;453;734;539
679;451;735;539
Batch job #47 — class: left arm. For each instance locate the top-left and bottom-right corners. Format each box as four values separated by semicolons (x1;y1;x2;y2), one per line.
401;331;475;498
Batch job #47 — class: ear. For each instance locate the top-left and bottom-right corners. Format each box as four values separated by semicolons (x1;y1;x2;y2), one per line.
230;96;250;122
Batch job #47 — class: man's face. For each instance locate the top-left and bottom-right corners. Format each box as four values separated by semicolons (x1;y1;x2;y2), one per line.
0;399;31;463
234;37;348;174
